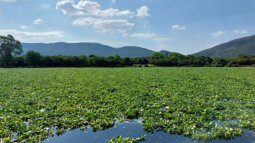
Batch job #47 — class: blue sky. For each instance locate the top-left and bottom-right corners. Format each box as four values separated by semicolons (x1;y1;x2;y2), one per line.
0;0;255;54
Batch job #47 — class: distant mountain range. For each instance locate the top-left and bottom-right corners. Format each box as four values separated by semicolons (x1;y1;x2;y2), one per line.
22;35;255;58
22;42;169;58
194;35;255;58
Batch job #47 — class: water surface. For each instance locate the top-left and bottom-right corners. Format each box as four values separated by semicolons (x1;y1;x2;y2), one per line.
43;119;255;143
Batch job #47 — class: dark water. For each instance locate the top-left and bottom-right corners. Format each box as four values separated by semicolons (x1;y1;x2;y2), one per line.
43;119;255;143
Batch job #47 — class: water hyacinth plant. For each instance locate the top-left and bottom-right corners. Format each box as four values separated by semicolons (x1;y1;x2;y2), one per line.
107;135;145;143
0;68;255;142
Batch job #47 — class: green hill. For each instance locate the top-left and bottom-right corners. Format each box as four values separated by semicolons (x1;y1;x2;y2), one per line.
193;35;255;58
22;42;170;58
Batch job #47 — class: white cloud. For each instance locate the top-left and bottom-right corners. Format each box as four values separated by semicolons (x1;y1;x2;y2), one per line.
73;17;98;26
20;25;28;29
57;0;149;33
234;30;247;34
56;0;82;16
56;0;134;17
172;25;186;30
0;0;16;2
211;31;226;37
73;18;134;33
0;29;64;41
73;0;101;16
112;0;116;3
97;8;134;18
95;19;134;33
130;32;156;39
34;19;45;25
137;6;150;17
130;32;169;42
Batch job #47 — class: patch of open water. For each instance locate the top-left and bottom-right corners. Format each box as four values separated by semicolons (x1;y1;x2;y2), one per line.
43;119;255;143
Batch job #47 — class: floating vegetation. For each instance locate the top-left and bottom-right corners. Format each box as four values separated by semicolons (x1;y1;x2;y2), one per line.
0;68;255;142
107;135;145;143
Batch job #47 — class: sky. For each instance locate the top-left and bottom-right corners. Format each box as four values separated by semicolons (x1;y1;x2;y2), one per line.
0;0;255;54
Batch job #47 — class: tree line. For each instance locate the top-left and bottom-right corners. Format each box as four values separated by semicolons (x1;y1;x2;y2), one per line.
1;35;255;67
10;49;255;68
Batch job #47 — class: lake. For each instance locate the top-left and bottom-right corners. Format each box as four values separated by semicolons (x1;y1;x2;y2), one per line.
43;119;255;143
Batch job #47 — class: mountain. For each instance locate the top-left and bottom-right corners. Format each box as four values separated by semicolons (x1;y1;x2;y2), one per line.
21;42;167;58
193;35;255;58
160;50;171;57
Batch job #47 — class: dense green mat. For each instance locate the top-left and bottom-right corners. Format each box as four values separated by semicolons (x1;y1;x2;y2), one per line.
107;135;145;143
0;68;255;142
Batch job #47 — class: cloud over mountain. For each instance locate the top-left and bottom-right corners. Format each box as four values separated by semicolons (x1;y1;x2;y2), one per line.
56;0;150;33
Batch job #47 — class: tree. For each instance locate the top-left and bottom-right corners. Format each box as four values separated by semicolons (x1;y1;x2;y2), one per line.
212;58;228;67
168;52;186;66
25;50;42;67
14;57;27;67
151;52;164;60
0;35;23;67
141;58;149;65
124;57;132;66
88;55;97;66
151;52;164;65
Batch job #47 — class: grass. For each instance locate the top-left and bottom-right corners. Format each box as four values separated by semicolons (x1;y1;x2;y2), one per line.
0;67;255;142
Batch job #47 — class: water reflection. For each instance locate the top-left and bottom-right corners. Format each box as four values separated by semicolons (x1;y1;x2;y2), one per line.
43;119;255;143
